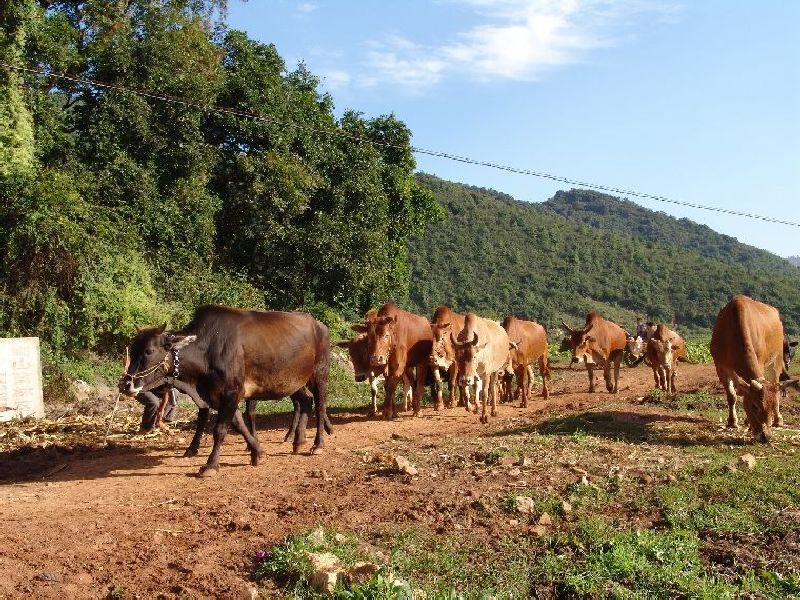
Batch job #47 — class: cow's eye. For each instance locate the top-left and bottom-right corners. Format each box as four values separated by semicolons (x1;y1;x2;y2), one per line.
145;347;155;356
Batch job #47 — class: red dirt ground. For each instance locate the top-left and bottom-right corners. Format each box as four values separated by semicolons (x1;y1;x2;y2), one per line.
0;363;744;598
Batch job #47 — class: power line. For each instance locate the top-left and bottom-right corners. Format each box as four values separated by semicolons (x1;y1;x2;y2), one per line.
4;61;799;228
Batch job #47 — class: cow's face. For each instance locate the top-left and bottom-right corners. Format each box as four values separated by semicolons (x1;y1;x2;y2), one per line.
429;323;454;369
336;335;371;382
354;316;396;369
119;325;197;397
736;378;777;443
453;332;481;386
651;339;678;368
572;332;600;365
784;339;798;373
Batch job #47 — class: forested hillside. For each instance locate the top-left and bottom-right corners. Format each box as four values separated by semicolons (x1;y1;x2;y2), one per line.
789;256;800;268
544;190;800;276
408;174;800;334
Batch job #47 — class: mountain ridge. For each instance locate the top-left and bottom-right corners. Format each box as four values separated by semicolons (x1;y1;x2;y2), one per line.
408;174;800;335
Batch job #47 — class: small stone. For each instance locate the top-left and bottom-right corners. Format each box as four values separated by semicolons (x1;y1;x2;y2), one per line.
347;562;381;585
308;552;340;572
739;454;756;470
580;474;590;486
517;456;534;467
560;501;572;515
393;456;418;476
538;512;553;526
309;569;338;595
498;455;516;466
509;519;519;526
308;527;326;546
508;467;522;477
513;495;536;514
333;533;348;544
35;572;62;583
530;525;548;537
726;464;738;474
242;584;259;600
666;474;677;482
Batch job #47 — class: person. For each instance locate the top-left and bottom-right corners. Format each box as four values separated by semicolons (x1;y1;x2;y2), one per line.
136;387;178;432
635;317;649;341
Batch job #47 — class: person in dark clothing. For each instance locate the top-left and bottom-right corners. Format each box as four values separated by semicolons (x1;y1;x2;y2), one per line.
136;387;178;432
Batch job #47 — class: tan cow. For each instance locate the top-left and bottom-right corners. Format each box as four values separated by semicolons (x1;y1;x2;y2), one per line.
561;312;628;393
644;324;687;393
502;315;550;406
335;334;413;415
428;305;469;410
710;295;799;442
451;313;511;423
354;303;432;419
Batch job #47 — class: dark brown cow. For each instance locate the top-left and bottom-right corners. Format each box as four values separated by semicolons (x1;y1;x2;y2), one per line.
711;295;799;442
354;303;432;419
428;305;468;410
561;312;628;393
502;316;550;405
119;305;331;476
643;324;687;393
335;334;413;415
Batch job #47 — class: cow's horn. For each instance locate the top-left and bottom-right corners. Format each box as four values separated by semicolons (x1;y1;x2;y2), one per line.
561;320;574;334
471;332;479;346
750;379;764;390
124;346;130;371
450;332;460;348
509;340;520;350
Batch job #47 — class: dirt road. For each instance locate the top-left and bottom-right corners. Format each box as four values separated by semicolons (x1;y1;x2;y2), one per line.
0;363;747;598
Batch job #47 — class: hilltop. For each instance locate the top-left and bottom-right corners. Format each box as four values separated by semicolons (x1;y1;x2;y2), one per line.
408;174;800;334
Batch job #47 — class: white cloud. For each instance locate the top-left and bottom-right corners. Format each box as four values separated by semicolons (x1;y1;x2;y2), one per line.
296;2;317;14
344;0;679;90
322;69;352;90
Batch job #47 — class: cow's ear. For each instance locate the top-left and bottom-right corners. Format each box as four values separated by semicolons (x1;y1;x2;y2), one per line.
335;340;352;348
790;341;799;348
156;322;167;333
352;323;368;333
165;334;197;350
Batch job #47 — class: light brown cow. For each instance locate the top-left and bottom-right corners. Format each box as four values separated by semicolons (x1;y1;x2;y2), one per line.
644;324;687;393
561;312;628;393
428;305;468;410
710;295;799;442
354;303;432;419
451;313;511;423
502;316;550;405
335;334;413;415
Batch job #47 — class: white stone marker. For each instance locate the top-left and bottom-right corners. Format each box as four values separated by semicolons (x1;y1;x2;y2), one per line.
0;337;45;422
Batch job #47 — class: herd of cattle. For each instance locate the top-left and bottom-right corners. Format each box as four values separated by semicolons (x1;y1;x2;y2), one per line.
118;295;799;475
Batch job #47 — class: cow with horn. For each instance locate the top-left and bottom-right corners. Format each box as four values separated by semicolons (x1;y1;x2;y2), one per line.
560;312;628;394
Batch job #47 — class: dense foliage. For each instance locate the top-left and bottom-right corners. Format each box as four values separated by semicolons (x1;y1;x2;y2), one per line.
408;175;800;335
0;0;440;363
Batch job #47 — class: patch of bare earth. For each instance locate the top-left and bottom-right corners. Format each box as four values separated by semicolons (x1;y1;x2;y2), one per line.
0;363;795;598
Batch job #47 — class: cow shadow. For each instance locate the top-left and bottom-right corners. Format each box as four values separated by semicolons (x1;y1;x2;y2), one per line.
0;443;170;484
492;409;735;448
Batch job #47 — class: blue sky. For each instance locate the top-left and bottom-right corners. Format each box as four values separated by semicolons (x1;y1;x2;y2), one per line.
227;0;799;257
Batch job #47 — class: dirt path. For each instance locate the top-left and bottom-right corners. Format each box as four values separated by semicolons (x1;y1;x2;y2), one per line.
0;364;725;598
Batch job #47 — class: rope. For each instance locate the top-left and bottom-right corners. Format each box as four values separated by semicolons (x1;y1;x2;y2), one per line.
104;392;122;442
3;62;798;228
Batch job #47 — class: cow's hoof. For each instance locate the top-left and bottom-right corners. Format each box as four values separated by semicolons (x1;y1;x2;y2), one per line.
491;410;498;417
311;445;324;455
435;403;445;412
183;448;199;458
198;466;218;477
480;415;489;424
292;444;302;455
774;419;785;428
250;451;264;466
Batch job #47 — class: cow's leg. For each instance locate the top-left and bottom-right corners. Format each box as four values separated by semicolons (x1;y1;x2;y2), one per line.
244;398;258;436
539;354;550;400
612;353;622;393
651;366;660;389
412;364;426;417
284;395;302;443
489;372;499;418
432;367;445;411
717;366;739;429
231;409;263;466
670;362;678;394
603;362;614;393
308;355;330;453
199;393;238;477
184;406;209;457
772;375;785;428
402;370;414;413
369;375;380;416
516;365;528;408
291;392;313;453
587;365;596;393
447;364;458;409
383;375;399;420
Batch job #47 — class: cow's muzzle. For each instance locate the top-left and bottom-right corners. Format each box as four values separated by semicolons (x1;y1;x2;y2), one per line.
118;376;142;398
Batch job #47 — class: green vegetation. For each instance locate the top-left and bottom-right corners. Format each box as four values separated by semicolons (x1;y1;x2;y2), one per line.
0;0;440;379
409;174;800;334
